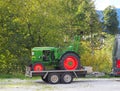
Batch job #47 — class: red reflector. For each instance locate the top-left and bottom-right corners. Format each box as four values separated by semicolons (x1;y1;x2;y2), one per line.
117;60;120;68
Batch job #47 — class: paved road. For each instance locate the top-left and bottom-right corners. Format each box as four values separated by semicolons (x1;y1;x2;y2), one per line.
0;78;120;91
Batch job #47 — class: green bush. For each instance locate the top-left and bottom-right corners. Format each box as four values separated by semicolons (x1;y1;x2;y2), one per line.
81;51;112;73
80;34;114;73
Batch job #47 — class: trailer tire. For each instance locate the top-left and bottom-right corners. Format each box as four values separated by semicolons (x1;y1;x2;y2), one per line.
61;73;73;84
48;73;60;84
41;76;48;83
59;52;80;70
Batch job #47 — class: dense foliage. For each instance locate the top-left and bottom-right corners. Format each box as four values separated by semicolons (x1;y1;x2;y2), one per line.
81;34;113;73
0;0;114;75
103;6;119;34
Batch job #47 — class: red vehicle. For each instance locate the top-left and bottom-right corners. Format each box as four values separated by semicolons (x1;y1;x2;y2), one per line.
111;34;120;76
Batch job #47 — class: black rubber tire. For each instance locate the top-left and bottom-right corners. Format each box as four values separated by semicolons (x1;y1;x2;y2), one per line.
41;76;48;83
61;73;73;84
59;52;80;70
48;73;60;84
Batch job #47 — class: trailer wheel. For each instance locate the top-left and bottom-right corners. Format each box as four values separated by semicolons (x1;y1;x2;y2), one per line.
32;63;44;71
41;76;48;83
48;73;60;84
59;52;80;70
61;73;73;84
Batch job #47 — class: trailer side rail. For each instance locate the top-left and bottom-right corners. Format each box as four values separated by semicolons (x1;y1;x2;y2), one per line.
25;66;87;78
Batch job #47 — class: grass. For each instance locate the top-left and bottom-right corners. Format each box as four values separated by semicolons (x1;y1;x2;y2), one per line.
0;73;25;79
0;73;43;80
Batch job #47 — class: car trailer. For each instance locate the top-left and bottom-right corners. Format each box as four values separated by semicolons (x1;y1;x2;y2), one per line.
25;67;87;84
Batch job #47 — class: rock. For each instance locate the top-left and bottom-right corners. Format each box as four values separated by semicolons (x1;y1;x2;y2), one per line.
84;66;93;74
91;72;105;77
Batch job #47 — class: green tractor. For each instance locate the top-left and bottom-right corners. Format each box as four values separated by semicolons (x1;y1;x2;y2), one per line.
30;36;81;71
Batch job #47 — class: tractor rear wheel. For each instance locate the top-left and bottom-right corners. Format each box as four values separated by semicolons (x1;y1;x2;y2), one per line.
59;52;80;70
32;63;45;71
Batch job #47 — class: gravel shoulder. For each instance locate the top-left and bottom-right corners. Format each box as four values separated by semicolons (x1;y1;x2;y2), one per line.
0;78;120;91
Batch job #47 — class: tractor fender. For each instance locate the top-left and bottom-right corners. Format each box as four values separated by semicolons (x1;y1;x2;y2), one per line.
59;51;80;60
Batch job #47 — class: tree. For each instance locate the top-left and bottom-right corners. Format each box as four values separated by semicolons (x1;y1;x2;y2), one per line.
0;0;102;74
103;6;119;34
75;0;103;52
0;0;66;74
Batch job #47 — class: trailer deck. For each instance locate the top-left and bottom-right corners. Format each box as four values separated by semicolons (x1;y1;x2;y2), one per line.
25;67;87;84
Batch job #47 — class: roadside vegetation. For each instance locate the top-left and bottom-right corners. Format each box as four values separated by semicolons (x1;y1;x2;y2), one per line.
0;0;119;78
81;34;114;73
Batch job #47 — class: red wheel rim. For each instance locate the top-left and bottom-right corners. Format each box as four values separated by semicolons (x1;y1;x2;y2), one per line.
33;64;43;71
64;56;78;70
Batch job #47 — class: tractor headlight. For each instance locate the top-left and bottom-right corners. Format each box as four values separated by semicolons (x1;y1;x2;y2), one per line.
32;52;34;56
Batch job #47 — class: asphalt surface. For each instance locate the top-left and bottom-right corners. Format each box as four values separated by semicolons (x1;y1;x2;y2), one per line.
0;78;120;91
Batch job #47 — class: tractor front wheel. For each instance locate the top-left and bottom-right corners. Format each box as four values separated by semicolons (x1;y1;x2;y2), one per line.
32;63;45;71
59;52;80;70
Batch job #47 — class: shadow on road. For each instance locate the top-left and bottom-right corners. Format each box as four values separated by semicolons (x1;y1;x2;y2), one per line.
34;79;97;85
34;78;120;85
